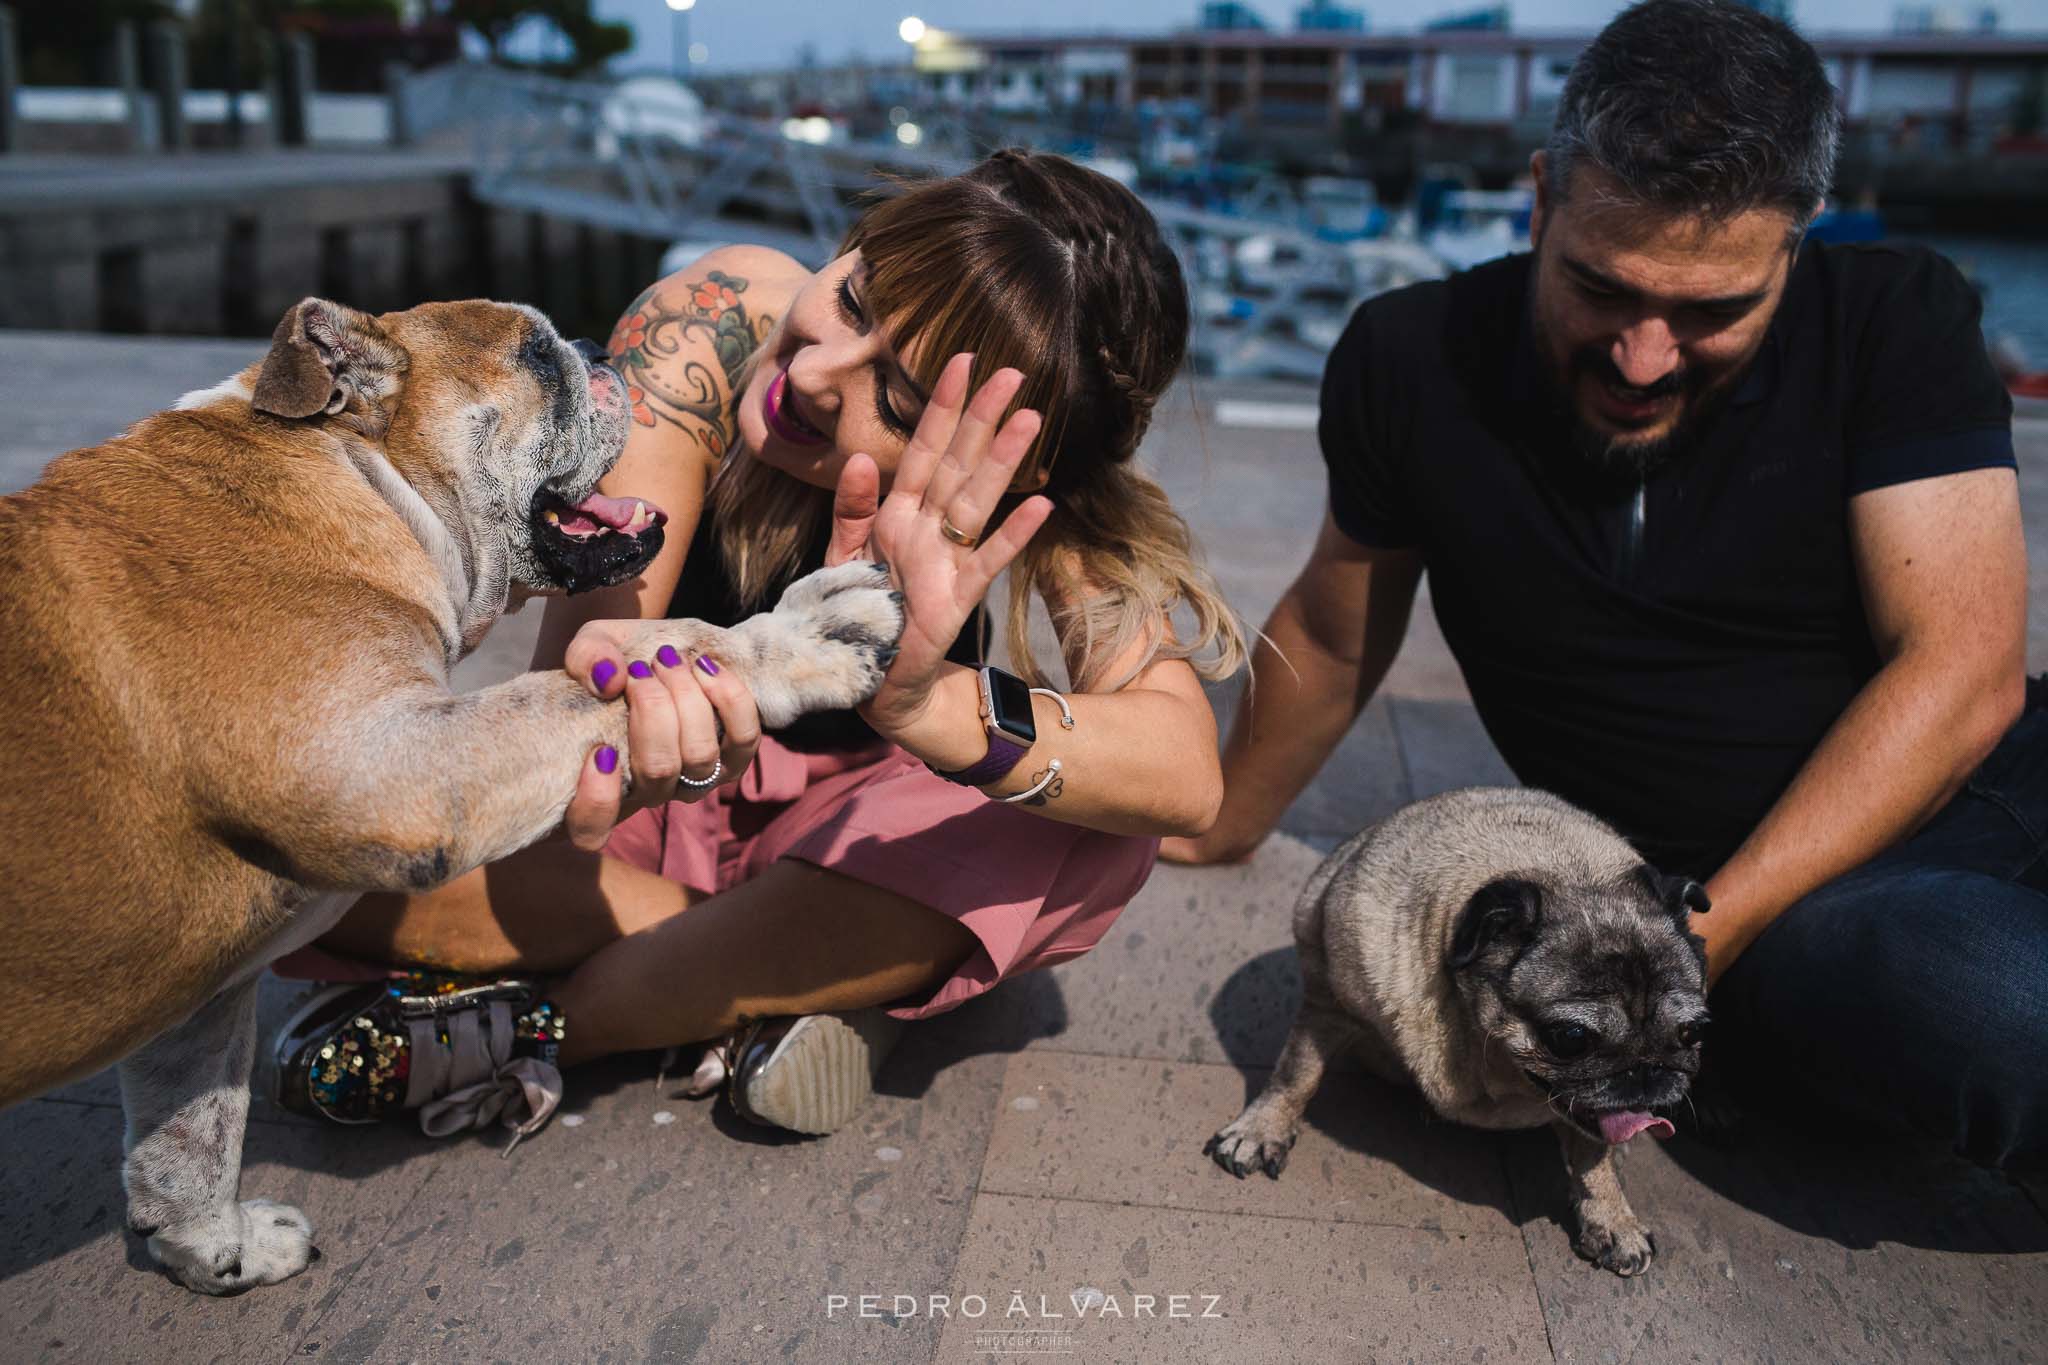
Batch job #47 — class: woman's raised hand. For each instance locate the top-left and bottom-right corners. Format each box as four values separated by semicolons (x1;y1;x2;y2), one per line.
827;353;1054;737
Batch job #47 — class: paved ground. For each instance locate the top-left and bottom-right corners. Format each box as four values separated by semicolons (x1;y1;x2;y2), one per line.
1;332;2045;1363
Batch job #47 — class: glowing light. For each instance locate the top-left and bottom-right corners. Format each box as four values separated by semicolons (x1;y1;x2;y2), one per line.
898;15;926;43
665;0;695;11
780;116;834;144
896;121;922;146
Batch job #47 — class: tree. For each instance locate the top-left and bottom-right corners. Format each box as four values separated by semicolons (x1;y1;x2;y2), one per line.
17;0;176;86
430;0;628;71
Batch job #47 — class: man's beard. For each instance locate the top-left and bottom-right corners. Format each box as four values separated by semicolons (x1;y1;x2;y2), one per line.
1526;282;1744;484
1557;354;1726;483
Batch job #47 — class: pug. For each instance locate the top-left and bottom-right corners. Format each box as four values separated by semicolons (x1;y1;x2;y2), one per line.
0;296;904;1293
1206;787;1710;1276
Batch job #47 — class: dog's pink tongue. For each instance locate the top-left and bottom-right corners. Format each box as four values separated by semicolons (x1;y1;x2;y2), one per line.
571;491;668;532
1598;1111;1675;1145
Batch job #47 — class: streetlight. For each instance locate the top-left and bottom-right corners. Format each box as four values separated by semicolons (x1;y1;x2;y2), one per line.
666;0;696;81
899;15;926;44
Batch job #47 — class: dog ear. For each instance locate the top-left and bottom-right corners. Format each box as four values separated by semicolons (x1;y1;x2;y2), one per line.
1447;878;1544;972
252;298;407;424
1635;864;1710;920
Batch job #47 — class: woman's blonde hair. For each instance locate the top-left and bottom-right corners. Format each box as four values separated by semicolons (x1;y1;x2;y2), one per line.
710;149;1245;692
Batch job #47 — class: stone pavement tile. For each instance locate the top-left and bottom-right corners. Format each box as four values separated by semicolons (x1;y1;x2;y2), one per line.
933;1191;1552;1365
980;1052;1516;1236
0;1097;440;1362
284;1035;1011;1364
1382;581;1478;705
450;593;547;693
2013;417;2048;668
936;835;1324;1072
1278;696;1414;851
1388;696;1517;801
1503;1127;2048;1364
0;333;261;493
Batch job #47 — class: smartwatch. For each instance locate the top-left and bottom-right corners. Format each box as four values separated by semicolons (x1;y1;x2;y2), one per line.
931;665;1038;787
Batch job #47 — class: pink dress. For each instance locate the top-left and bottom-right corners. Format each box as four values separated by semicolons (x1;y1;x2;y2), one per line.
596;735;1156;1019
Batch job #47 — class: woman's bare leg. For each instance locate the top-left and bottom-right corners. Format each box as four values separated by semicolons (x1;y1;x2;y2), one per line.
318;845;980;1067
552;861;979;1066
318;838;702;975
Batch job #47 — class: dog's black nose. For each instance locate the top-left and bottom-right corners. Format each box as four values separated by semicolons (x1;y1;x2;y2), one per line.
570;338;609;365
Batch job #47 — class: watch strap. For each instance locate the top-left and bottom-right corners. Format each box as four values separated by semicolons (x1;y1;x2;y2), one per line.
934;728;1032;787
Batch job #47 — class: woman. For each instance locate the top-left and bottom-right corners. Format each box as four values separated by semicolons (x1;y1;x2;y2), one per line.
274;150;1245;1140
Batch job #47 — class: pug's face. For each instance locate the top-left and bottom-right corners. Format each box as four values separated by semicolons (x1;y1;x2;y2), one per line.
1447;868;1710;1145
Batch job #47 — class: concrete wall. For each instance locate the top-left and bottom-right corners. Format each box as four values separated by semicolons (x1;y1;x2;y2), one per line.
0;169;670;340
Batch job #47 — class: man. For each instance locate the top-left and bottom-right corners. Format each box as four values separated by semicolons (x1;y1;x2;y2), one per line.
1168;0;2045;1170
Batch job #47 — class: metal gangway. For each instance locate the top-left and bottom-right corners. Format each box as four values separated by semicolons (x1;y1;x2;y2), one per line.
398;64;1448;382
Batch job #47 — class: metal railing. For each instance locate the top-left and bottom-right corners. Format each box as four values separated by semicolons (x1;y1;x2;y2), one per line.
394;63;1453;381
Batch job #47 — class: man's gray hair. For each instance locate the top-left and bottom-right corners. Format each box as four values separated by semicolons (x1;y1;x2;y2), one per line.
1546;0;1842;229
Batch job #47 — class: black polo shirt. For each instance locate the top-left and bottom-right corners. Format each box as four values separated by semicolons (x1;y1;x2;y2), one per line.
1321;243;2015;876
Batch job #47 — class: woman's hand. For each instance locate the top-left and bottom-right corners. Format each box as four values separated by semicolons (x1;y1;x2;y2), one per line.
555;620;763;851
827;353;1054;739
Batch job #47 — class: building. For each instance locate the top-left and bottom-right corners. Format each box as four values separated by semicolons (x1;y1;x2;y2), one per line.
900;27;2048;141
1201;3;1271;30
1298;1;1368;31
1424;7;1511;31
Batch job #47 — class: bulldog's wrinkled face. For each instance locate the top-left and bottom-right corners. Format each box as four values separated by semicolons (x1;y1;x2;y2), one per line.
249;297;667;611
1447;868;1711;1147
376;301;661;596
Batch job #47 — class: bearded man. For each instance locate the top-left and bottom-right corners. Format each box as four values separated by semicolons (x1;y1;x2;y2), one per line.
1173;0;2044;1171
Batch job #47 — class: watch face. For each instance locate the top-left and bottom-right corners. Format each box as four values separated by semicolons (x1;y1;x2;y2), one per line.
985;668;1038;747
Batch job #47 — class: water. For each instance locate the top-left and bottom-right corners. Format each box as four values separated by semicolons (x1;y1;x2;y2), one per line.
1911;234;2048;367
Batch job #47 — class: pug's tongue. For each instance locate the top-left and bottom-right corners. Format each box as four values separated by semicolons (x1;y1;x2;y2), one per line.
1598;1111;1675;1145
565;491;667;535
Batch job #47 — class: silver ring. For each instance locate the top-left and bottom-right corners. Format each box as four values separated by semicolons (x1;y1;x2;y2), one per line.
676;758;724;789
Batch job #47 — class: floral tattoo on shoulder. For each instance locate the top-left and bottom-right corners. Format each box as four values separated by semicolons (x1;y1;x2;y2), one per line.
606;269;776;453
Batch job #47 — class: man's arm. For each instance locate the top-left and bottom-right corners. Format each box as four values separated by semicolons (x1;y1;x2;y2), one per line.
1698;466;2027;982
1161;510;1424;864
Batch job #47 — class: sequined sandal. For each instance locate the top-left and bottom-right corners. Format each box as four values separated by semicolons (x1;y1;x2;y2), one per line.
274;972;567;1151
724;1008;905;1135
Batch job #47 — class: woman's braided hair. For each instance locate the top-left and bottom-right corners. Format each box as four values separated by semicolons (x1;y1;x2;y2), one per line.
960;152;1237;691
974;147;1188;491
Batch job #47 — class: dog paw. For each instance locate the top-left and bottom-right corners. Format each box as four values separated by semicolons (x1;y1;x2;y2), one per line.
1204;1103;1300;1180
1573;1212;1655;1277
731;561;905;727
150;1199;317;1295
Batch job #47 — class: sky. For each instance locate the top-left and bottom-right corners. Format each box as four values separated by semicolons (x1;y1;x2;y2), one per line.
582;0;2048;74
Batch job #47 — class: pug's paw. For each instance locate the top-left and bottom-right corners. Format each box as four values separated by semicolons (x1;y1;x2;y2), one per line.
1574;1208;1655;1277
729;561;905;728
1204;1100;1301;1180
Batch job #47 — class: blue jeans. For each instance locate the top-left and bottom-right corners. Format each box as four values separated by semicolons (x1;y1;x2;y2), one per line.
1709;681;2048;1169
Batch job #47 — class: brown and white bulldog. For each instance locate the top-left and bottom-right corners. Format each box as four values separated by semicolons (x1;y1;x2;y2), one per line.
0;297;903;1293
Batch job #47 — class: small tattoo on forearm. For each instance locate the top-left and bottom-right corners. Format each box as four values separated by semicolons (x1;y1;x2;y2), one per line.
1018;765;1065;806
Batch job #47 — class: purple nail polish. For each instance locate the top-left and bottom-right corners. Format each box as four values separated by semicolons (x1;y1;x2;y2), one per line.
656;645;682;668
592;659;617;692
628;660;654;680
696;655;721;677
595;746;618;775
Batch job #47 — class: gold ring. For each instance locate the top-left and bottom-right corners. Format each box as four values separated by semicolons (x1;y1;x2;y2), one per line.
939;516;980;549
